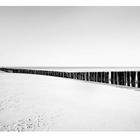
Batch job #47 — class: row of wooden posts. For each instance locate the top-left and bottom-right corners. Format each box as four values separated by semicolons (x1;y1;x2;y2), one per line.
1;68;140;88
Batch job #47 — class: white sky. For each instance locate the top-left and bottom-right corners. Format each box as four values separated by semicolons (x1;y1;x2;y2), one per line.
0;7;140;67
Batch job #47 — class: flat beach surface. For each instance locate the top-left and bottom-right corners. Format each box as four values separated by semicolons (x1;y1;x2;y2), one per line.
0;72;140;131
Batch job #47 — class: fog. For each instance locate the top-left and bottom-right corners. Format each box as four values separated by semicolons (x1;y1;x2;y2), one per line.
0;7;140;67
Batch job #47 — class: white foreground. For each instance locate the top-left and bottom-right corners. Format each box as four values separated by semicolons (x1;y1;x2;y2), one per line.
0;73;140;131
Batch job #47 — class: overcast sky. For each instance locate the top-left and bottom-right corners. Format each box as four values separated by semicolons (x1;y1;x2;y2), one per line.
0;7;140;67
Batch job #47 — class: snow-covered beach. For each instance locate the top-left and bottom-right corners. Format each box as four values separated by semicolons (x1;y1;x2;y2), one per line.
0;72;140;131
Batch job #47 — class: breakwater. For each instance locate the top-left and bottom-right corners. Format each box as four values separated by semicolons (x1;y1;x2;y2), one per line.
0;67;140;89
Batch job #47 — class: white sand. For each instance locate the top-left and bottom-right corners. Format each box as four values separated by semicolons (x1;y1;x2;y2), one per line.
0;72;140;131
